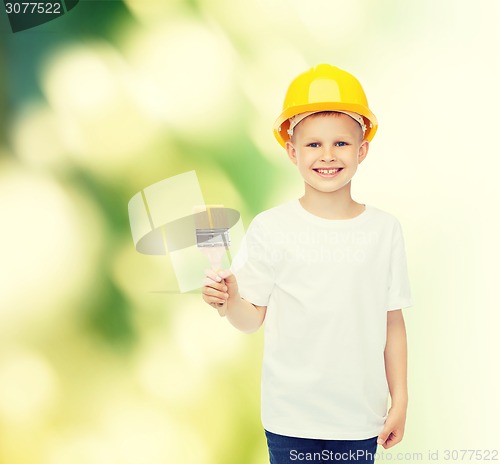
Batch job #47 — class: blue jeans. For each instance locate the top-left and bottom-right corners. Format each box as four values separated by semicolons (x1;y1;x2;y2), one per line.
264;429;378;464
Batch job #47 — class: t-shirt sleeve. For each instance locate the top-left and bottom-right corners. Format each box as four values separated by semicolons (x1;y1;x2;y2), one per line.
229;216;275;307
387;220;413;311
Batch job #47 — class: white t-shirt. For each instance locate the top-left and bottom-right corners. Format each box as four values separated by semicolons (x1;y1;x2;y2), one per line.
229;199;413;440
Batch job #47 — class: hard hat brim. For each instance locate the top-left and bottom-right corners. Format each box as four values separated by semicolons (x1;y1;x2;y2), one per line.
273;103;378;148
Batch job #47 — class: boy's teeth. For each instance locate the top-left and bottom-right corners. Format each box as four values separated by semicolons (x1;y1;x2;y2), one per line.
317;168;340;174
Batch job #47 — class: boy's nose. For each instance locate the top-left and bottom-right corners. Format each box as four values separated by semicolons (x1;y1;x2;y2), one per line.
321;148;337;161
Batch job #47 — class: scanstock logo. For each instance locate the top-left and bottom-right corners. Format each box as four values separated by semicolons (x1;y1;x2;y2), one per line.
3;0;80;32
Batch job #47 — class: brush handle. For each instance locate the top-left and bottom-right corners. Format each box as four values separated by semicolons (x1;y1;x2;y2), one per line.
200;247;227;317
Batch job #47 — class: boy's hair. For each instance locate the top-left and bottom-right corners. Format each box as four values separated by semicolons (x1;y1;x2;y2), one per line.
289;111;365;144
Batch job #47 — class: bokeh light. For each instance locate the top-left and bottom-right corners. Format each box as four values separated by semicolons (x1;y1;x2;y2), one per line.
0;349;58;423
10;102;68;169
123;17;239;138
123;0;185;26
41;41;162;177
0;162;104;339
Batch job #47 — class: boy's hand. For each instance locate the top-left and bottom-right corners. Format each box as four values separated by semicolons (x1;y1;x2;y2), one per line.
377;406;406;449
202;268;240;313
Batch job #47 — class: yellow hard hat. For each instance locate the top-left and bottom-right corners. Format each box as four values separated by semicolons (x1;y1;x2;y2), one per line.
273;64;378;148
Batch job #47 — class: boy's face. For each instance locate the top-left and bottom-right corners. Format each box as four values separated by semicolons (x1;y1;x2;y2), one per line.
285;113;369;196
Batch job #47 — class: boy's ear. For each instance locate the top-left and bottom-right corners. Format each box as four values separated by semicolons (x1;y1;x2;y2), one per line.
285;141;297;165
358;140;369;164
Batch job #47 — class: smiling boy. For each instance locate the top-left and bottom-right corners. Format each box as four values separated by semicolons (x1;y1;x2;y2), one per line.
202;64;413;464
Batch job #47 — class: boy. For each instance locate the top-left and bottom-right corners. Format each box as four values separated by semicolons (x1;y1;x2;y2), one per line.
202;64;413;464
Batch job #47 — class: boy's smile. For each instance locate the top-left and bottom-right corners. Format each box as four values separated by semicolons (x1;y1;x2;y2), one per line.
285;112;369;197
313;167;344;178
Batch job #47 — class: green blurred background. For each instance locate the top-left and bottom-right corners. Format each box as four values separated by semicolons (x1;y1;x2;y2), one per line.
1;1;499;463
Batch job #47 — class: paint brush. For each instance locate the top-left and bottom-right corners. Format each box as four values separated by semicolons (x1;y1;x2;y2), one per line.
193;204;232;317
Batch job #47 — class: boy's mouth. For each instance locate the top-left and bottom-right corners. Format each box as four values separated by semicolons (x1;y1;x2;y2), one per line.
313;168;344;178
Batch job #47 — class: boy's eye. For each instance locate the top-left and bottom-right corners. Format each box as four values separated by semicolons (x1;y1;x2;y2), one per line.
306;142;348;148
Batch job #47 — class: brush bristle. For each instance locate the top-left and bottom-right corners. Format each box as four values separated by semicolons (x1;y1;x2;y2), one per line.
193;204;229;229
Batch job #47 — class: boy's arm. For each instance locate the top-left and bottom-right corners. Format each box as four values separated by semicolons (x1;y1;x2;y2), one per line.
377;309;408;449
226;296;267;334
